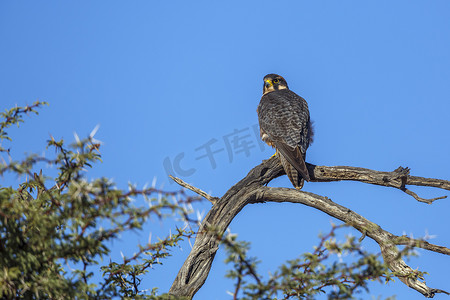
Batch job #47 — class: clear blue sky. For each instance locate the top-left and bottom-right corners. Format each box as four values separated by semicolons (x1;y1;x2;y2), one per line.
1;1;450;299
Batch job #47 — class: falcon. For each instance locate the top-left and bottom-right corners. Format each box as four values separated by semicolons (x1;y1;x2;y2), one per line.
257;74;313;189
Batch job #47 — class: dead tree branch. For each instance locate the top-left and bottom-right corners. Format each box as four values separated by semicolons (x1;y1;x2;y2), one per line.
169;175;219;205
169;156;449;298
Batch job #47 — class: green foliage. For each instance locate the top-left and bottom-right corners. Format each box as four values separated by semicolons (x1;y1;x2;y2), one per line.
0;102;199;299
0;103;407;299
224;225;397;300
0;102;48;152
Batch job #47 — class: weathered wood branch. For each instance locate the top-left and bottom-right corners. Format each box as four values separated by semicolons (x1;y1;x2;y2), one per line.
169;175;219;205
259;187;449;297
308;164;449;203
169;156;449;298
394;235;450;255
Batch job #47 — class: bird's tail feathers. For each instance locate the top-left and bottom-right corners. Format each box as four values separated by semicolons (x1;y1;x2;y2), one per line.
279;153;305;189
275;143;310;182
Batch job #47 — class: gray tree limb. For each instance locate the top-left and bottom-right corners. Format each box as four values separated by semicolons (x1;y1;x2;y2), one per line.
169;156;449;298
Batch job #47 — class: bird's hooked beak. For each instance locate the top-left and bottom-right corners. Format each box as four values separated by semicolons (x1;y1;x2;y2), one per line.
264;80;272;88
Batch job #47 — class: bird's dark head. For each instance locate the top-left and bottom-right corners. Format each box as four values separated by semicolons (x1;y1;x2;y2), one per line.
263;74;289;95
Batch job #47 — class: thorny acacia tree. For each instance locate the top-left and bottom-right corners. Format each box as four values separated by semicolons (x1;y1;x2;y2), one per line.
0;102;205;299
0;102;449;299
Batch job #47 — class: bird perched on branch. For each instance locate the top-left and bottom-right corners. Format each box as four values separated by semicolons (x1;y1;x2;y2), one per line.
257;74;313;189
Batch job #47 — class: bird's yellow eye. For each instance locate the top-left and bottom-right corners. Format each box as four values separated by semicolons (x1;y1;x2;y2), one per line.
273;78;280;83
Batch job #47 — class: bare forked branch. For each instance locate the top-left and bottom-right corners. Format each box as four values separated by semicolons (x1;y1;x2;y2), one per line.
169;156;449;298
307;164;449;202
